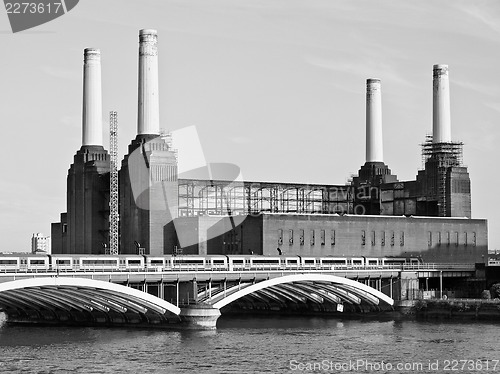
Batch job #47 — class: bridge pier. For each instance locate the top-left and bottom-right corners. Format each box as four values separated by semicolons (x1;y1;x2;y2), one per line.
179;305;221;330
399;271;419;300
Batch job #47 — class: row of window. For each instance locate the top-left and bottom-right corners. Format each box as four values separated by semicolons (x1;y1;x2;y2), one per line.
361;230;404;246
277;229;478;248
278;229;335;246
362;230;477;247
427;231;477;247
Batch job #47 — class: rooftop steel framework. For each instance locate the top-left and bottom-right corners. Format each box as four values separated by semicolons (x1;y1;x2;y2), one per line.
178;179;360;217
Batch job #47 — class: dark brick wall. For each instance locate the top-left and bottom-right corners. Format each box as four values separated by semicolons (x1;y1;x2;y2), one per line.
171;214;487;264
120;135;178;255
65;146;110;254
261;214;487;263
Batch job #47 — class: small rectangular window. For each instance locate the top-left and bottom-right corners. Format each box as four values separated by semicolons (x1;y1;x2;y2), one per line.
331;230;336;246
428;232;432;247
472;232;477;247
371;231;376;246
437;232;441;246
455;232;459;247
278;229;283;246
30;259;45;265
320;230;325;246
310;230;315;246
464;232;468;247
299;229;304;246
390;231;395;246
361;230;366;246
447;231;451;246
400;231;405;246
289;229;293;245
381;231;385;246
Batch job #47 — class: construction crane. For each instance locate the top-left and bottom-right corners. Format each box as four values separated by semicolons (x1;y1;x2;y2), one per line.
109;111;119;255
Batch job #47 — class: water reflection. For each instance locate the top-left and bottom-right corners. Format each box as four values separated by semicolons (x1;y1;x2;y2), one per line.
0;315;498;374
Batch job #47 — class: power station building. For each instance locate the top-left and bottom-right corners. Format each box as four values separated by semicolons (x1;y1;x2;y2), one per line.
51;30;487;263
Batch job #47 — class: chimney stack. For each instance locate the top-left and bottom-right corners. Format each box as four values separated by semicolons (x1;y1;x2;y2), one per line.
366;78;383;162
432;64;451;143
82;48;103;146
137;29;160;135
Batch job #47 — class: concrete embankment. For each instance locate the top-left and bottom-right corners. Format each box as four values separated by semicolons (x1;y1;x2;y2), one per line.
396;299;500;320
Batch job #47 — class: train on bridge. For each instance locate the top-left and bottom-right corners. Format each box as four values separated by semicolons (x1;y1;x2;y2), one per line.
0;254;421;273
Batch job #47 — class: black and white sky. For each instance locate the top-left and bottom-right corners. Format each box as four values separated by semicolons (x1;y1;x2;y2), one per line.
0;0;498;252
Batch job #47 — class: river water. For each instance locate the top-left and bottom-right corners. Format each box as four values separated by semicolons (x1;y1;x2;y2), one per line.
0;313;499;373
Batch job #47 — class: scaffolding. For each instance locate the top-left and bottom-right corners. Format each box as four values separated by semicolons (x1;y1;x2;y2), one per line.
177;179;356;217
420;136;464;216
109;111;119;255
421;135;463;168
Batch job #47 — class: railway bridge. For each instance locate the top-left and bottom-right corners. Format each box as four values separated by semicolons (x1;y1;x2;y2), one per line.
0;264;477;329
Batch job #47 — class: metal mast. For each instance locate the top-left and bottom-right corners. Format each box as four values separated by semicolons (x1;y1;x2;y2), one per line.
109;111;119;255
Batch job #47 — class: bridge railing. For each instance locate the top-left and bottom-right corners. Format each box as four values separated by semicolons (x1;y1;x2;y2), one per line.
402;263;476;271
0;262;476;274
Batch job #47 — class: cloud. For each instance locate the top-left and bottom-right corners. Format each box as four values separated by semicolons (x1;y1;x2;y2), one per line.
484;102;500;114
229;136;251;144
453;79;500;97
60;115;81;128
455;1;500;35
305;55;413;88
40;66;80;81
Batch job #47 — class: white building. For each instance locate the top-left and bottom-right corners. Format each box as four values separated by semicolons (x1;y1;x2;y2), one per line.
31;233;51;254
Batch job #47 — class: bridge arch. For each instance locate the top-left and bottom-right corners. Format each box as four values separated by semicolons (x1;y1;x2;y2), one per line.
211;274;394;310
0;277;181;325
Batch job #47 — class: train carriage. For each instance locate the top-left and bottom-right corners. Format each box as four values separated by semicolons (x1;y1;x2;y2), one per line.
208;256;228;270
145;256;167;270
25;255;50;271
172;256;207;270
319;257;349;269
284;257;300;269
227;256;250;271
51;256;76;270
300;257;318;269
0;255;21;271
249;256;282;270
123;255;144;270
364;257;383;268
0;253;419;273
381;257;408;267
79;256;120;270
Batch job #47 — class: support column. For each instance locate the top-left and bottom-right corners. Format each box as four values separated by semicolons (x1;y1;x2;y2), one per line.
159;280;164;299
399;272;419;301
440;271;443;299
138;29;160;135
366;78;383;162
433;64;452;143
192;279;198;303
389;277;393;299
179;305;221;330
176;280;179;307
82;48;103;146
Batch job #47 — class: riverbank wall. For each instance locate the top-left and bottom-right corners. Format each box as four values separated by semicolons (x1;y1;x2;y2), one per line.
396;299;500;320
